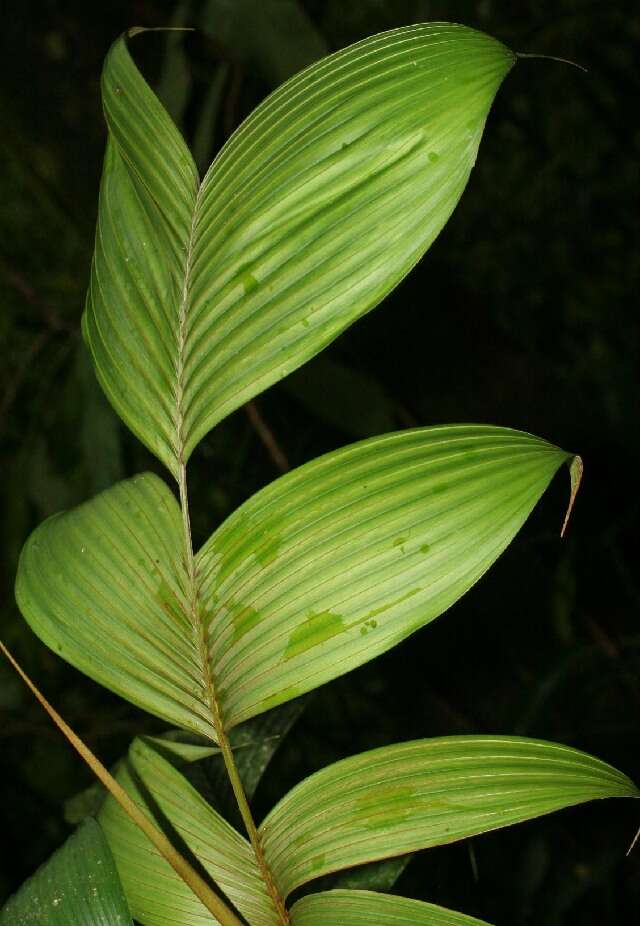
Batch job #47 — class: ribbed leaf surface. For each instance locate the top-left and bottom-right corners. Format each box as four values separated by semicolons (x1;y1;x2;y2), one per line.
0;819;132;926
99;738;276;926
16;426;571;737
261;736;638;896
14;473;218;740
197;425;571;727
83;25;514;476
290;891;492;926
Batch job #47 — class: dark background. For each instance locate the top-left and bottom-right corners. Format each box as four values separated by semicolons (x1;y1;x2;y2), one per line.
1;1;638;923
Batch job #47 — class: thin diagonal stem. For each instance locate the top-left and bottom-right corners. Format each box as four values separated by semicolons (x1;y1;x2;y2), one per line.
0;640;245;926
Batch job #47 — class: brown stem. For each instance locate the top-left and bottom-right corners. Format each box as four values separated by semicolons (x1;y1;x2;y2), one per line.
0;640;245;926
245;400;290;473
178;463;290;925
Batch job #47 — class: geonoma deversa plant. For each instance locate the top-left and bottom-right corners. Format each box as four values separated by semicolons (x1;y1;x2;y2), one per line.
1;21;638;926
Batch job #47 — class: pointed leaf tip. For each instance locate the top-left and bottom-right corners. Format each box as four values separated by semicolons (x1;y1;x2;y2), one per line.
127;26;194;38
262;735;638;897
516;52;588;74
87;23;516;472
561;454;583;537
627;825;640;856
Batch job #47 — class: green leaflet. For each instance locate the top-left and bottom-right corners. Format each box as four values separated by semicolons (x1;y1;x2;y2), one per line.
260;736;639;897
99;738;276;926
17;426;570;734
290;890;493;926
14;472;219;740
142;734;220;763
197;425;571;727
83;25;514;477
0;818;132;926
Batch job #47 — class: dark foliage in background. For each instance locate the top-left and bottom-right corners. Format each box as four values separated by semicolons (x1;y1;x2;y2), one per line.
1;1;638;922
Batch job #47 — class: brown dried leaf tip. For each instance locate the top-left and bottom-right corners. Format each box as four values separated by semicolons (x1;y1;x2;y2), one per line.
561;455;583;538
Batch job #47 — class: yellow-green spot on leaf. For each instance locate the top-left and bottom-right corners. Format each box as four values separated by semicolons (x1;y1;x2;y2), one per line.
228;601;262;643
240;268;258;296
285;610;346;660
393;535;408;547
355;782;417;830
428;151;440;163
254;532;284;568
359;617;378;636
156;575;181;620
420;543;431;554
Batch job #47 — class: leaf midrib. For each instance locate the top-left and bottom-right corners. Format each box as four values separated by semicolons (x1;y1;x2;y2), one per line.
173;176;203;467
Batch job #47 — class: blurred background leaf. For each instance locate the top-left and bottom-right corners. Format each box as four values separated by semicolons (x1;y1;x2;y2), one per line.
201;0;327;84
0;819;132;925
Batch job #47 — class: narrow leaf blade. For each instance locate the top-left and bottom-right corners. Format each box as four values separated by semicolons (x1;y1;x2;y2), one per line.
83;33;198;476
99;738;276;926
196;425;572;727
290;890;494;926
260;736;638;896
0;819;132;926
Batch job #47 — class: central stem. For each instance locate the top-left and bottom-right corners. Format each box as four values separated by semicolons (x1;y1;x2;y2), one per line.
178;462;290;926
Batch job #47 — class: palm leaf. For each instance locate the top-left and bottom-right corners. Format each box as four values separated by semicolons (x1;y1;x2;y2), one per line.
290;890;493;926
197;425;574;726
260;736;638;896
15;472;218;738
17;426;572;734
0;819;132;926
84;25;514;477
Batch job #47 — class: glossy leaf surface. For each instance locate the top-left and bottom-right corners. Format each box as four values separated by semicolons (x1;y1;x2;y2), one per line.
290;891;493;926
261;736;638;895
198;425;572;727
0;819;132;926
99;738;276;926
83;25;514;476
